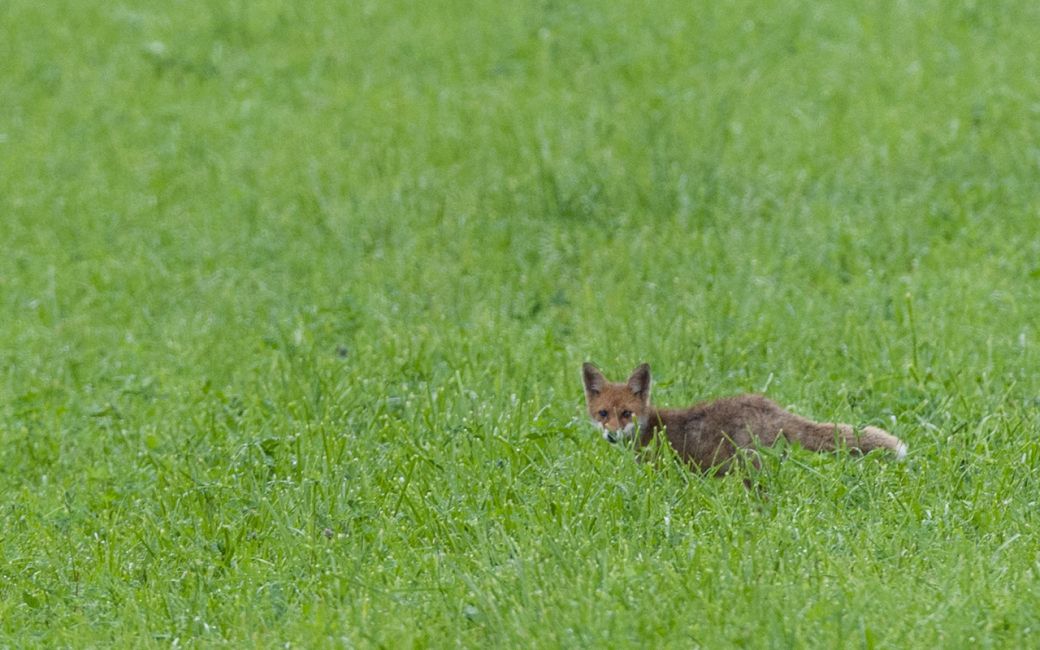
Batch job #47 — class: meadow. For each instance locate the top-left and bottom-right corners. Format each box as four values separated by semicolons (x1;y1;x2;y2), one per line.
3;0;1040;646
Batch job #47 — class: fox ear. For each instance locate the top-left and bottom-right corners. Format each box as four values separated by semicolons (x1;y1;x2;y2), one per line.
582;362;606;396
626;363;651;400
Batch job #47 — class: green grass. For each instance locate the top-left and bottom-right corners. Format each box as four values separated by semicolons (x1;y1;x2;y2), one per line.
3;0;1040;646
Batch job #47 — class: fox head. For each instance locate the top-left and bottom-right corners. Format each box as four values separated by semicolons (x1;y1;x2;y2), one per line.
581;362;652;444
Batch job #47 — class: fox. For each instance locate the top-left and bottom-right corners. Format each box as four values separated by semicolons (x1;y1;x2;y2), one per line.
582;362;907;475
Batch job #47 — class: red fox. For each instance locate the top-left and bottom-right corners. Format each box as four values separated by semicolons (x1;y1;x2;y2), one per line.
582;362;907;474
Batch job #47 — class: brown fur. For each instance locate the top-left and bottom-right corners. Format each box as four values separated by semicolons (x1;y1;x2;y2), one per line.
582;362;906;475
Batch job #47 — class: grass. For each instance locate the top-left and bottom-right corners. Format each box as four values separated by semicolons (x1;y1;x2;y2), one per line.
2;0;1040;646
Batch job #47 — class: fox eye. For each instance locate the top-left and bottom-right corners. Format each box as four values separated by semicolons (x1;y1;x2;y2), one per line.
621;410;632;419
597;409;608;418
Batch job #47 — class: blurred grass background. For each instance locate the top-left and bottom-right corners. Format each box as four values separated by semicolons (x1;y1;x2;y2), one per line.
2;0;1040;645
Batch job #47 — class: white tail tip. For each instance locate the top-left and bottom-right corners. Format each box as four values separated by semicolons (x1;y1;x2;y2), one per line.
895;442;908;461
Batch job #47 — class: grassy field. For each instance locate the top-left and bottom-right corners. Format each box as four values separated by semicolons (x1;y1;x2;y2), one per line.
3;0;1040;646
